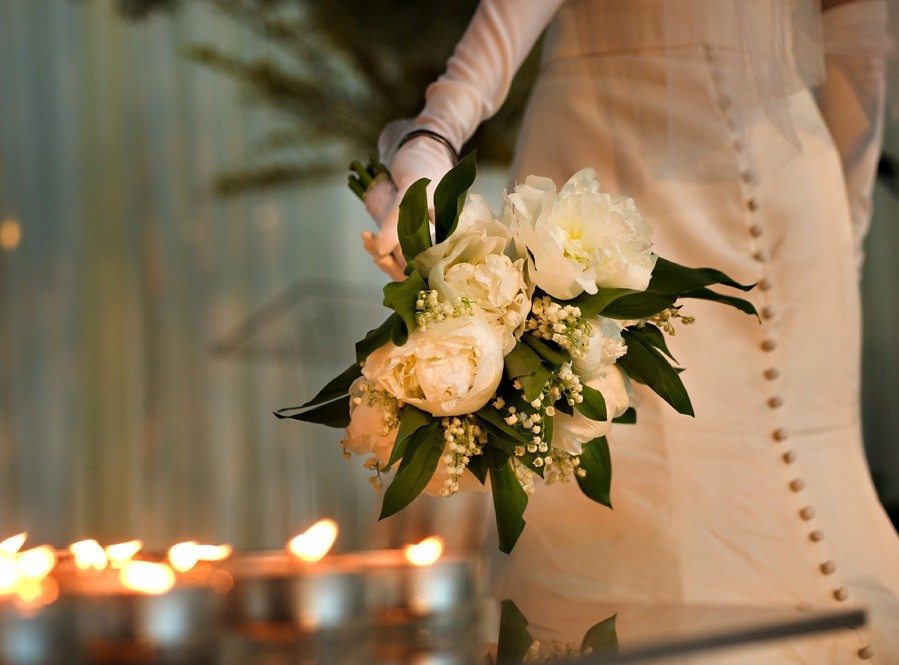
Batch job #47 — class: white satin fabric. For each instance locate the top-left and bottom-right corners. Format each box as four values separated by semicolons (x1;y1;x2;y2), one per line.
489;1;899;662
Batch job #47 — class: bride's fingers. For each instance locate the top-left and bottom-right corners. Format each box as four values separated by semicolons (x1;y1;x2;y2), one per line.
375;203;401;257
375;253;406;282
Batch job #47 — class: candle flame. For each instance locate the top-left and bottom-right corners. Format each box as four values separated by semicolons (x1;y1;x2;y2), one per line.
16;546;57;580
0;533;27;557
14;577;59;607
69;539;109;570
0;556;18;594
288;519;338;562
167;541;233;572
106;540;142;567
120;561;175;595
405;536;444;567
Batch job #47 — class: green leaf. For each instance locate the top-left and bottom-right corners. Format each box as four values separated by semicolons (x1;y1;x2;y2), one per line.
390;313;408;347
576;437;612;508
521;334;570;368
612;407;637;424
355;314;399;362
379;421;442;520
629;324;677;363
565;287;639;317
649;256;754;294
467;455;489;484
382;270;427;341
601;291;677;319
581;614;619;657
504;343;543;380
274;397;350;429
484;445;512;470
384;406;433;472
519;365;553;403
476;405;525;443
619;328;694;416
433;151;477;244
681;287;759;317
397;178;432;264
490;463;528;554
495;599;533;664
575;384;608;421
282;363;361;411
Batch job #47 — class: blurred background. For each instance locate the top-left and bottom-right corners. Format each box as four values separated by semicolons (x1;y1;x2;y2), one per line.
0;0;896;552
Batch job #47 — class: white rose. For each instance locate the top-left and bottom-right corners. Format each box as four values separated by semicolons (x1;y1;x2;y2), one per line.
507;168;657;299
552;366;630;456
342;378;398;465
362;314;504;417
415;195;530;353
573;316;628;379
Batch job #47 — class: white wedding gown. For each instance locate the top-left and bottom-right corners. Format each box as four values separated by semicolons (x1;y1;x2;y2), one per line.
487;1;899;662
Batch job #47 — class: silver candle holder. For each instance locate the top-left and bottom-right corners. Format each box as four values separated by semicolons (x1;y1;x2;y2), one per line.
1;566;226;665
222;551;370;664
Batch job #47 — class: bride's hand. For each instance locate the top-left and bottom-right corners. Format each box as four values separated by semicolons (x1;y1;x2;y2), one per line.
361;132;455;281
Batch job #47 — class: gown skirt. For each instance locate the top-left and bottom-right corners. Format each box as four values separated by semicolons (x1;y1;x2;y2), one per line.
491;2;899;662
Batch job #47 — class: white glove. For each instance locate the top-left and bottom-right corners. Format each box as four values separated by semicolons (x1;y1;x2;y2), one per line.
817;0;891;274
362;0;564;279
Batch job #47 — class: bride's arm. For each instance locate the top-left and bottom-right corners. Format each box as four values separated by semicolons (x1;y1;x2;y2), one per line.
817;0;891;274
362;0;564;279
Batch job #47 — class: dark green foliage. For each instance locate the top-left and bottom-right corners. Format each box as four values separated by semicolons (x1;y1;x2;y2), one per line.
116;0;539;195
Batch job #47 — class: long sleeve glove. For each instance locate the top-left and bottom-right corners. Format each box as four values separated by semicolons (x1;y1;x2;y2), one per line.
362;0;564;279
817;0;892;275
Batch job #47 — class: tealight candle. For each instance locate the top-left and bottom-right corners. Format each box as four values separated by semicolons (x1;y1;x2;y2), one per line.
222;520;370;662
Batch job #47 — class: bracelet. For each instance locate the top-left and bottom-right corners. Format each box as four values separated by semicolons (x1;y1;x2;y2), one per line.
396;129;461;165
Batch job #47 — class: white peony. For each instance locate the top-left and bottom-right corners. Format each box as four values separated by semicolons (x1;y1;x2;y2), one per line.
552;366;630;456
362;313;504;417
342;378;399;465
415;195;530;352
506;168;657;299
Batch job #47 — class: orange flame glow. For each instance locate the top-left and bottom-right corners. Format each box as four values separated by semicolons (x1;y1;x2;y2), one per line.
16;546;57;580
405;536;444;567
69;539;109;571
0;557;19;594
0;533;27;557
120;561;175;595
288;519;338;563
105;540;142;568
167;541;233;572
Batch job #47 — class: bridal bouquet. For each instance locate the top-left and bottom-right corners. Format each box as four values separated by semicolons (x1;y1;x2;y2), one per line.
278;154;755;553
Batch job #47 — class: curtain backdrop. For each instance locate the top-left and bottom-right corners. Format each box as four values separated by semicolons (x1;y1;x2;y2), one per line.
0;0;895;553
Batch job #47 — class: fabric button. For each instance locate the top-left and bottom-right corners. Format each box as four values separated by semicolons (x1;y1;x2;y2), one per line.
734;137;746;151
768;396;784;409
762;305;776;320
800;506;816;520
809;530;825;542
753;248;769;262
782;450;797;464
772;427;789;441
742;169;756;184
759;277;773;291
820;561;836;575
761;338;777;352
764;367;780;380
790;479;805;492
833;586;848;601
858;646;875;659
749;222;762;236
747;198;759;212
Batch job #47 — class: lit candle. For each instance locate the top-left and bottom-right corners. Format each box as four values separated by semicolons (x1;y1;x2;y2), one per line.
0;535;231;665
224;519;368;649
